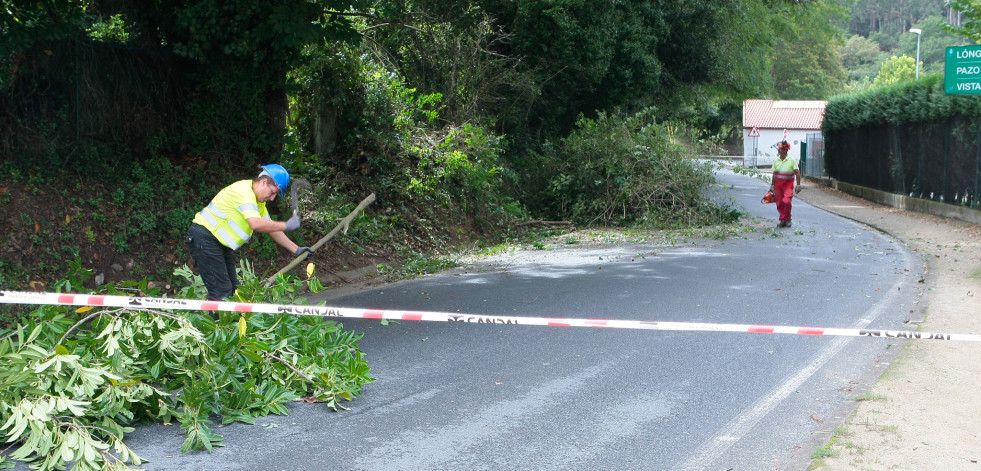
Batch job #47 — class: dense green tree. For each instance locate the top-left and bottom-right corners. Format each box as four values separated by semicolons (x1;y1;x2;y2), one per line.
834;1;966;94
1;0;367;165
485;0;774;137
899;15;971;76
841;34;888;84
770;0;848;99
362;0;778;155
873;54;917;87
842;0;947;37
945;0;981;43
2;0;814;165
359;1;529;127
348;0;796;215
836;0;972;66
0;0;90;89
106;0;366;160
0;0;90;51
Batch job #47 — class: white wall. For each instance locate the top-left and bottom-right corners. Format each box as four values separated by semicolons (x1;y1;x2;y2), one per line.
742;129;812;157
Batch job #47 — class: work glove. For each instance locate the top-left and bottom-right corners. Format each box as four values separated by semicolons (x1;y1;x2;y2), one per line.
294;246;313;257
794;184;802;195
285;215;301;231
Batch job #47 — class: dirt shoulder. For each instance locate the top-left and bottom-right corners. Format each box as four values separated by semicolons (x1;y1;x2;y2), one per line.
795;184;981;470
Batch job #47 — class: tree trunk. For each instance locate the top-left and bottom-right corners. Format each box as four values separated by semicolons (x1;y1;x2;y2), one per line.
316;100;339;161
264;87;288;160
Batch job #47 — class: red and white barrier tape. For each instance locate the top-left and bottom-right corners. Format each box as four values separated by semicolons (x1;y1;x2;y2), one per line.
2;290;978;341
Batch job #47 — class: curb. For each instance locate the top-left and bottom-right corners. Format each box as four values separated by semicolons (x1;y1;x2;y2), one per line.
311;261;397;300
807;177;981;226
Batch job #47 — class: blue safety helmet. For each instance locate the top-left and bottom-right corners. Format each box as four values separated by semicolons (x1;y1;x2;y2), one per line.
259;164;290;197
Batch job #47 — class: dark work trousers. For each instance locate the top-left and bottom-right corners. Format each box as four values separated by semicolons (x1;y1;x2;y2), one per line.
185;223;237;302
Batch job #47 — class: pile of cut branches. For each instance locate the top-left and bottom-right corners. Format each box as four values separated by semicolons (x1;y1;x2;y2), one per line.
0;263;372;471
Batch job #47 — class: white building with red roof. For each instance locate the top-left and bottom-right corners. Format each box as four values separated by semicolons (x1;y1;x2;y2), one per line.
742;99;825;158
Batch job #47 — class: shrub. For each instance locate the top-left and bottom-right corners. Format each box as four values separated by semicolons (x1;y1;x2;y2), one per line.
544;108;737;227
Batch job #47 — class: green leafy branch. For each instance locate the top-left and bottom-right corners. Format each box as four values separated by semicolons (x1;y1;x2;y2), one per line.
0;262;372;470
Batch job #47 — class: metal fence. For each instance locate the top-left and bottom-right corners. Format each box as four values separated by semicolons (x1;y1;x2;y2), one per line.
698;155;774;168
825;118;981;209
802;132;825;178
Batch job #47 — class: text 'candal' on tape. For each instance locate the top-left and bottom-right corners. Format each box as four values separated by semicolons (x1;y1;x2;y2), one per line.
1;290;978;342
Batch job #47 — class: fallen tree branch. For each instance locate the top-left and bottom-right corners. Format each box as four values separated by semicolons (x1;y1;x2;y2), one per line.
263;193;376;287
515;220;575;228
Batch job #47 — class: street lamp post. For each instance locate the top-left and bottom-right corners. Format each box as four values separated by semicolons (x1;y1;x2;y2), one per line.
910;28;922;79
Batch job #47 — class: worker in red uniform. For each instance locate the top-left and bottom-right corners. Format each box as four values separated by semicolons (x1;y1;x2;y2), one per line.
770;140;802;228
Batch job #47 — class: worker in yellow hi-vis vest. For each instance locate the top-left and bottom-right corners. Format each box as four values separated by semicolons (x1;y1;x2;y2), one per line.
184;164;311;307
770;140;803;228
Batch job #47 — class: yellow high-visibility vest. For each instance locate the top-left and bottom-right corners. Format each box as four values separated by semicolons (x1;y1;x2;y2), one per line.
772;157;798;180
192;180;270;250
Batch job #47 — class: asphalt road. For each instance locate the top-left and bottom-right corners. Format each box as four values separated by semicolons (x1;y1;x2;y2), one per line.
108;169;921;471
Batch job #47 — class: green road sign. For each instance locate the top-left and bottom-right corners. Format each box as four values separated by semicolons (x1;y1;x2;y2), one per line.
946;45;981;95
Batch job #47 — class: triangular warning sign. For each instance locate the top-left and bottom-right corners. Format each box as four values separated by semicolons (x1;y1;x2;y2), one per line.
748;127;760;138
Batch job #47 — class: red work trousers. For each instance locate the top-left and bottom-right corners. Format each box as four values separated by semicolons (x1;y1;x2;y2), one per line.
774;177;795;222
